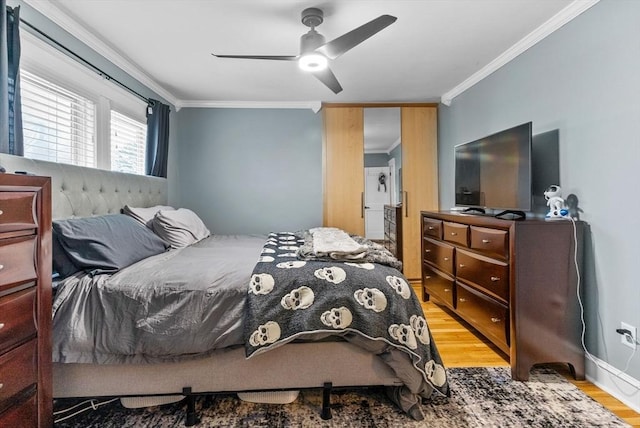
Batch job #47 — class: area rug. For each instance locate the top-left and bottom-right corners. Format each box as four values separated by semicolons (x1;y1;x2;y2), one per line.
53;367;630;427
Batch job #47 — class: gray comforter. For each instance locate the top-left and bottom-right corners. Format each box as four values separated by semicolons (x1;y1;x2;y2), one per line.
52;235;266;364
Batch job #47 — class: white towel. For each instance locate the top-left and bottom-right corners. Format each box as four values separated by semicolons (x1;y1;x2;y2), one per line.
309;227;368;260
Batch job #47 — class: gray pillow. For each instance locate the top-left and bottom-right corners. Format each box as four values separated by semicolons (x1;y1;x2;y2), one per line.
122;204;176;228
152;208;210;248
52;230;80;279
53;214;169;275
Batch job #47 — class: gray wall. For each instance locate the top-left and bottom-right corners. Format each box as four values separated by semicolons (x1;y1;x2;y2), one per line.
175;108;323;234
439;0;639;383
364;153;390;168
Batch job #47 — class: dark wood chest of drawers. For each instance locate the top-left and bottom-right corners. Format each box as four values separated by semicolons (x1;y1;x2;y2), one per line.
0;174;52;427
421;211;584;381
383;205;402;261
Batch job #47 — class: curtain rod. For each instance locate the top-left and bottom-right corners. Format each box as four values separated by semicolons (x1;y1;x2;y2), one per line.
19;17;153;106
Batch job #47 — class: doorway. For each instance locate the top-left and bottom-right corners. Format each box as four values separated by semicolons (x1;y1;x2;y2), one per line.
364;166;390;240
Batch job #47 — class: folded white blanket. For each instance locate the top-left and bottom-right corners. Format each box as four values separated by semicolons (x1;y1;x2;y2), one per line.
309;227;368;260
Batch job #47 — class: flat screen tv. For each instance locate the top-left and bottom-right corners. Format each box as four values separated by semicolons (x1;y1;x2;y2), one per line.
454;122;532;215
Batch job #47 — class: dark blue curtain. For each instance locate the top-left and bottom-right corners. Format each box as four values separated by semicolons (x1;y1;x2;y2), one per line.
0;1;23;155
145;99;169;178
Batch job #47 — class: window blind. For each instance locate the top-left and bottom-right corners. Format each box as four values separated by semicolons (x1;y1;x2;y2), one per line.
110;110;147;175
21;70;96;167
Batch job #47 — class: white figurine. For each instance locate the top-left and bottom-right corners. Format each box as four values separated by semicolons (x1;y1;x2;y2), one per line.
544;185;569;219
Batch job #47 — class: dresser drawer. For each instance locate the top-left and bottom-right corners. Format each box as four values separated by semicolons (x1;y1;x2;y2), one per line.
423;264;455;309
470;226;508;259
0;192;37;233
0;339;38;405
423;238;454;276
0;388;37;427
0;288;37;354
443;221;469;247
422;217;442;239
388;242;397;257
0;237;37;294
386;207;396;223
456;249;509;303
456;282;508;351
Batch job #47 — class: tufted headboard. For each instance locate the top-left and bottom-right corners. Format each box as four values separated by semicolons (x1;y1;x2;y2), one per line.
0;154;167;220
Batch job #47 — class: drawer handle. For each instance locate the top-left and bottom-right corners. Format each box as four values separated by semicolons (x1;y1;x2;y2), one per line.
482;239;491;244
459;298;467;303
0;382;3;390
425;275;431;280
491;317;502;323
450;232;457;236
444;288;450;292
443;257;449;261
0;209;3;215
428;226;434;230
425;249;431;253
0;264;4;271
459;264;465;268
490;276;500;282
0;322;4;330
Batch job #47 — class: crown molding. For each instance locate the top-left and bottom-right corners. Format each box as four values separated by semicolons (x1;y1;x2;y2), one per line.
22;0;180;108
440;0;600;106
178;100;323;113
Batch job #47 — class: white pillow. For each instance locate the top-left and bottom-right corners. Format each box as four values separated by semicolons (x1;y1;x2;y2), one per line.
123;205;176;228
152;208;210;248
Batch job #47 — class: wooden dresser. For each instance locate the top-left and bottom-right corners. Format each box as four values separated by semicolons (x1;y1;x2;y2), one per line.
0;174;52;427
383;205;402;261
421;211;584;381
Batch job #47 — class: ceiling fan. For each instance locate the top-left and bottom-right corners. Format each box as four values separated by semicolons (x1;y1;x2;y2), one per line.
211;8;397;94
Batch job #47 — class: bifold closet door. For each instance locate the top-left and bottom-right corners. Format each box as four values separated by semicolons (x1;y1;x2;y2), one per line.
322;106;365;236
401;106;439;283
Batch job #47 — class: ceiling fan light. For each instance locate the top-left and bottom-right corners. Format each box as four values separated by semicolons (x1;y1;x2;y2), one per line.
298;53;327;72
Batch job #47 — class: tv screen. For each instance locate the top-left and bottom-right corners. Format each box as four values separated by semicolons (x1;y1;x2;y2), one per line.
455;122;532;212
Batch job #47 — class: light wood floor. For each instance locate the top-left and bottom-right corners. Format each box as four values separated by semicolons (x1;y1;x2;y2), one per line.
422;299;640;427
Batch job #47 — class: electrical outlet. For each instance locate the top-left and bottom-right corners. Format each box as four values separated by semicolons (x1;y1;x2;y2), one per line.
620;322;637;350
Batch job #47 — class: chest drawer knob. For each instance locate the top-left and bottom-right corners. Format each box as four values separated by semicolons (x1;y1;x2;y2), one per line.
459;264;465;268
491;317;501;323
425;275;431;280
490;276;500;282
425;249;431;253
444;288;450;292
0;264;4;271
459;298;467;303
443;257;449;261
0;322;4;330
428;226;434;230
450;232;457;236
0;382;3;390
0;209;3;215
482;239;491;244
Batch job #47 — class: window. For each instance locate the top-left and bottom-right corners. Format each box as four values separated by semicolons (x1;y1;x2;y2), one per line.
20;30;149;174
21;70;96;167
111;111;147;175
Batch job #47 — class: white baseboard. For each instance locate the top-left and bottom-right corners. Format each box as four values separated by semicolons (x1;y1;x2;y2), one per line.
585;355;640;413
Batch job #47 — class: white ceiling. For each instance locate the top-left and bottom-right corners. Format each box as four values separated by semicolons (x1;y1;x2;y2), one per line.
23;0;598;110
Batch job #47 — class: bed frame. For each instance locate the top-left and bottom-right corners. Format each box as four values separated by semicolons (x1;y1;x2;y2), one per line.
0;154;403;423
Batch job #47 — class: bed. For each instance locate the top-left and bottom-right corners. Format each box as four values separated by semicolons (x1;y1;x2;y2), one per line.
0;154;449;424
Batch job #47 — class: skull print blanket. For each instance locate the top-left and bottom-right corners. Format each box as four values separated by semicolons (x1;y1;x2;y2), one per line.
244;231;449;419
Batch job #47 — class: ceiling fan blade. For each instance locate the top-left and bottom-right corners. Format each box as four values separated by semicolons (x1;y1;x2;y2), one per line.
316;15;397;60
212;53;298;61
311;67;343;94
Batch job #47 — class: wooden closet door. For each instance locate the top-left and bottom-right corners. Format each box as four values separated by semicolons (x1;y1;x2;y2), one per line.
322;106;365;236
401;106;439;283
